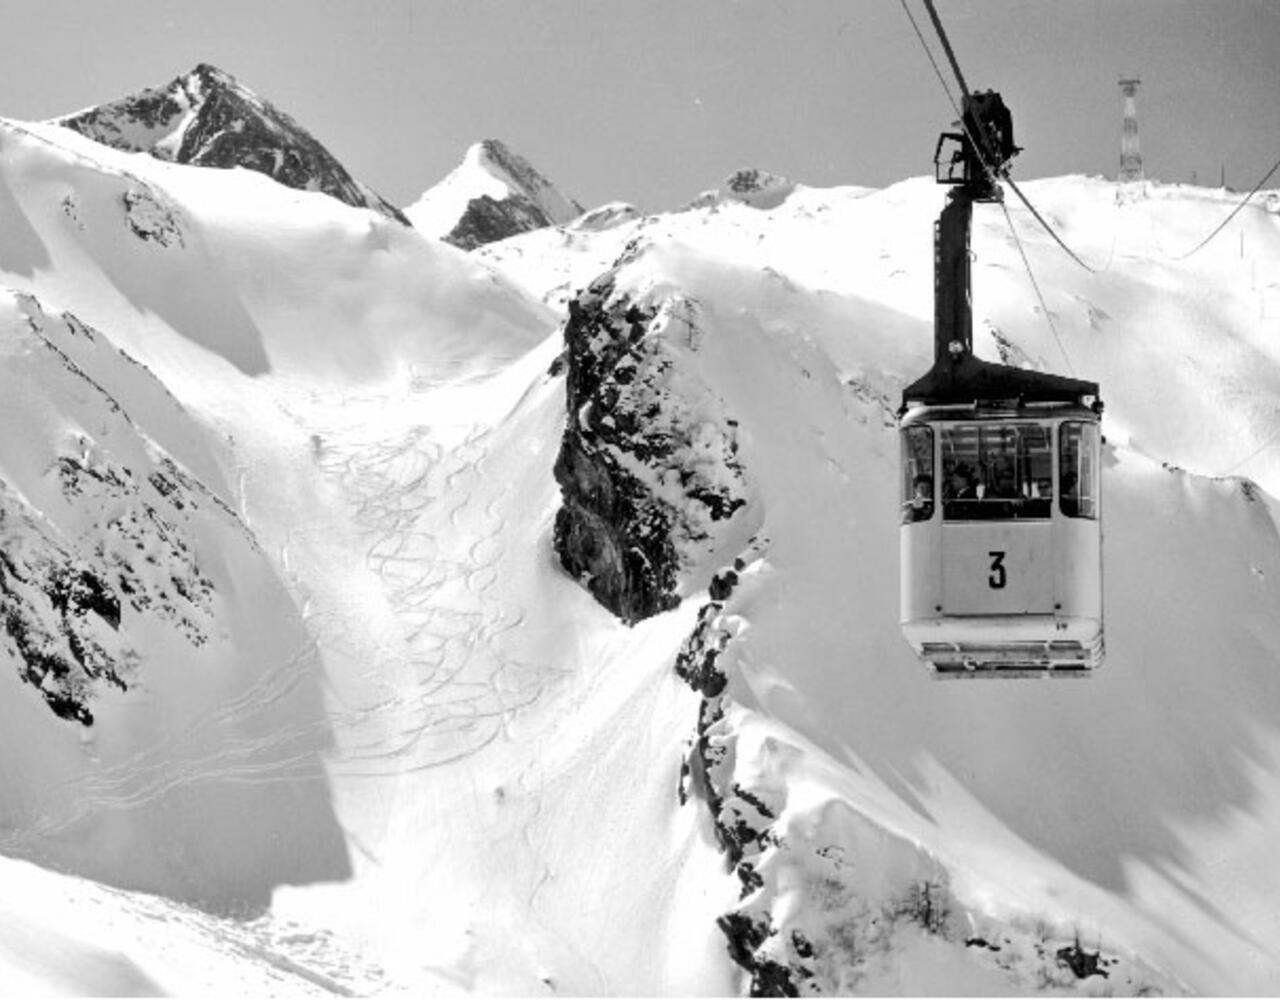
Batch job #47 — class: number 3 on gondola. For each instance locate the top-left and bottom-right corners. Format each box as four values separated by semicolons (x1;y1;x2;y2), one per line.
988;551;1006;589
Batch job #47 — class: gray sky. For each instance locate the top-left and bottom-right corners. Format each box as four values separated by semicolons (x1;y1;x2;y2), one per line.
4;1;1278;212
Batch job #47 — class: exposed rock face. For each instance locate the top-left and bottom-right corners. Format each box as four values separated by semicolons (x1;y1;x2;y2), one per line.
0;527;125;726
407;139;584;249
676;563;938;995
721;168;796;210
552;247;750;623
672;565;814;995
53;63;409;225
0;294;238;725
682;168;797;214
444;191;559;250
675;558;1138;995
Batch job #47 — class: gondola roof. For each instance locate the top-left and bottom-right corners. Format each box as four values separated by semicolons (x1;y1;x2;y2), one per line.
901;354;1101;413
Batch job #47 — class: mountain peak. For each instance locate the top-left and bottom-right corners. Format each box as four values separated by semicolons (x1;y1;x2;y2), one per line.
468;139;564;202
52;63;409;225
190;62;235;84
405;139;584;250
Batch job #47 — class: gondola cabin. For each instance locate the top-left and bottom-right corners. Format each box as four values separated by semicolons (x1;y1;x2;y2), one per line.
898;88;1105;676
899;363;1104;676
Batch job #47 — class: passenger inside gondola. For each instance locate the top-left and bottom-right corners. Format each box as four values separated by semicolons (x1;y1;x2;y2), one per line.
900;426;935;524
1061;470;1080;517
912;474;934;506
944;463;977;500
989;462;1018;499
940;422;1054;520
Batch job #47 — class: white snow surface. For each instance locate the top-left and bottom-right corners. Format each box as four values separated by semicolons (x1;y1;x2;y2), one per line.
0;105;1279;996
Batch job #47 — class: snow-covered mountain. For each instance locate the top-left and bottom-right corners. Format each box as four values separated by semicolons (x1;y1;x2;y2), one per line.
504;178;1280;992
3;75;1280;996
0;107;546;943
0;291;227;725
405;138;584;249
53;63;410;226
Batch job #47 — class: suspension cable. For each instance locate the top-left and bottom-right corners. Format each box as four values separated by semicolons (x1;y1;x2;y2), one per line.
901;0;1111;371
1163;154;1280;261
920;0;974;106
895;0;961;116
1216;423;1280;477
1002;177;1099;273
911;0;1099;277
1000;201;1076;374
901;0;1086;370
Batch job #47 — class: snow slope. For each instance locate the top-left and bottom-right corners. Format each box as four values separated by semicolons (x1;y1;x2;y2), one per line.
3;95;1280;995
0;116;547;390
0;112;731;994
0;282;358;917
482;175;1280;994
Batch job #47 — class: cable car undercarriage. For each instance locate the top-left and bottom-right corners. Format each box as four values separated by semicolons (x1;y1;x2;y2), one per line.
922;638;1103;678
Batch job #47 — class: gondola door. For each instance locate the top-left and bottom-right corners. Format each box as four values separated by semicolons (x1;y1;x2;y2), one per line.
941;520;1052;616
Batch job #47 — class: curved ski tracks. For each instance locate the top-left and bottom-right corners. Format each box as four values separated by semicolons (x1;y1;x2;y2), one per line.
310;410;555;780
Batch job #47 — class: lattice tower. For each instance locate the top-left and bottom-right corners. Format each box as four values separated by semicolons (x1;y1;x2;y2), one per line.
1119;77;1143;182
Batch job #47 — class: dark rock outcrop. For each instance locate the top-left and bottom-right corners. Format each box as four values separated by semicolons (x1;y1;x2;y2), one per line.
54;63;408;225
552;249;749;623
0;296;228;725
672;571;817;996
443;139;584;249
444;190;564;251
0;438;216;728
681;168;797;214
0;539;123;726
675;564;1091;995
721;168;796;210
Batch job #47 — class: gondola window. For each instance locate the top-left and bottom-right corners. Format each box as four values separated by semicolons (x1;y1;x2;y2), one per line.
940;423;1053;520
1060;421;1099;519
901;425;935;523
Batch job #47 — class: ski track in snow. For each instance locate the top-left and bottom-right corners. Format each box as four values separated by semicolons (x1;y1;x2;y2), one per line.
0;392;562;993
0;637;327;849
309;411;557;779
0;403;550;850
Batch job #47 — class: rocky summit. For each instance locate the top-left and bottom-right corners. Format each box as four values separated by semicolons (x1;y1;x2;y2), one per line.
407;139;584;250
53;63;409;225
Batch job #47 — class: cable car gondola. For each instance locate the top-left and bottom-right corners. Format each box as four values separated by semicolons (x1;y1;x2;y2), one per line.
898;90;1104;677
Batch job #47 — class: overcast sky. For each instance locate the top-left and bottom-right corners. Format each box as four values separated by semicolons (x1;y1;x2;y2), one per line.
4;1;1278;212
